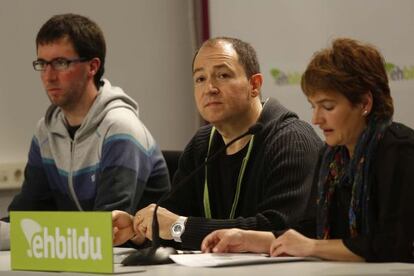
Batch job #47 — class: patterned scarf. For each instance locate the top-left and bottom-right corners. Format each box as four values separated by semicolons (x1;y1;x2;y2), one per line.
316;119;391;239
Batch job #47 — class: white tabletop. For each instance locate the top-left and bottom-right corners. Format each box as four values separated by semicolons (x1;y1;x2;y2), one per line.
2;251;414;276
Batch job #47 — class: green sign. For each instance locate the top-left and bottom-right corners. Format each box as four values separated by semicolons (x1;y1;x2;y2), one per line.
10;211;113;273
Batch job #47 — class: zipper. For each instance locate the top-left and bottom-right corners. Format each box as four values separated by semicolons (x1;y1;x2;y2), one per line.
68;139;83;211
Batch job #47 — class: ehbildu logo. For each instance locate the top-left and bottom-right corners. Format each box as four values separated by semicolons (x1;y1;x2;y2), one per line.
270;62;414;86
20;219;102;260
270;68;302;86
385;63;414;81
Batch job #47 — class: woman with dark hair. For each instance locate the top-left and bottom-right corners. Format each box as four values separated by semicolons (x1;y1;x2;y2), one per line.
201;38;414;262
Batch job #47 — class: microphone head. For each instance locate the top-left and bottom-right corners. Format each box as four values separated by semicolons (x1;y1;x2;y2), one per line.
248;123;264;135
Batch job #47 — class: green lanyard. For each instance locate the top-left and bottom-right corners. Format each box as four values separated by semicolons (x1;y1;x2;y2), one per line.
203;127;255;219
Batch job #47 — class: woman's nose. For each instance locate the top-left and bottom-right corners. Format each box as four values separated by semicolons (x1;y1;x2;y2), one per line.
311;109;322;125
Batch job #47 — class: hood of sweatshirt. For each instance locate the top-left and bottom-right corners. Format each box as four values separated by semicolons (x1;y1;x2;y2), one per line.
44;79;139;141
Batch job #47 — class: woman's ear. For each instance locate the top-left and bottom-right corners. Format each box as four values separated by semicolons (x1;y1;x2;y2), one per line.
249;73;263;98
361;91;373;116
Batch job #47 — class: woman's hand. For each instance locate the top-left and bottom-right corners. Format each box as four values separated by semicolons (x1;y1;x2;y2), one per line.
270;229;315;257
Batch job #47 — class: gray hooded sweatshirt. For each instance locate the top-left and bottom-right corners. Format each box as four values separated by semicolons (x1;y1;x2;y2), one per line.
7;79;170;214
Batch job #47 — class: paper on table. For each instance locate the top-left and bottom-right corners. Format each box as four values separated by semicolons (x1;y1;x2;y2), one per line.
169;253;313;267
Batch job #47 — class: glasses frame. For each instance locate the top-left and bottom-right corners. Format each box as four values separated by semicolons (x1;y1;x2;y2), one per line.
32;57;90;71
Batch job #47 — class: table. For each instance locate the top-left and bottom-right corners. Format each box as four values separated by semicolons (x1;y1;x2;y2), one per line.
2;251;414;276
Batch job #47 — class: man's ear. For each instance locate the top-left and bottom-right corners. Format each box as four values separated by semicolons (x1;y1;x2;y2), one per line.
249;73;263;98
88;57;101;77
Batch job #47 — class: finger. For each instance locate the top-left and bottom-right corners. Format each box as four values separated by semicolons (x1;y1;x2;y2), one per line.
145;225;153;240
113;230;131;246
201;240;210;253
271;245;286;257
207;231;227;253
136;216;149;239
204;242;215;253
133;213;143;233
213;236;230;253
201;232;215;249
112;210;122;222
112;227;118;242
130;230;146;245
112;211;133;230
270;239;281;256
270;242;284;257
113;235;124;245
202;245;211;253
113;226;119;235
138;222;147;235
201;233;217;253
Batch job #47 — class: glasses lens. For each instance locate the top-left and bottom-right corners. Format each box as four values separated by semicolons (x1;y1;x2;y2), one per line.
33;60;45;71
52;59;70;71
33;57;87;71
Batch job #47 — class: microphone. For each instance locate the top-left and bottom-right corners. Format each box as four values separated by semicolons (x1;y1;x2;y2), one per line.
122;123;263;266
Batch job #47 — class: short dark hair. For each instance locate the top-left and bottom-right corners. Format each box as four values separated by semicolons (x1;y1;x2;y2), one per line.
301;38;393;120
36;13;106;88
193;37;261;79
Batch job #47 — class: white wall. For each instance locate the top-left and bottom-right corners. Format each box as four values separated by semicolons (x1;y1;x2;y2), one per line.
0;0;198;165
210;0;414;135
0;0;199;216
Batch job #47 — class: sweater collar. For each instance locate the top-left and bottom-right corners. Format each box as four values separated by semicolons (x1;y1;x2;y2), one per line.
257;97;298;128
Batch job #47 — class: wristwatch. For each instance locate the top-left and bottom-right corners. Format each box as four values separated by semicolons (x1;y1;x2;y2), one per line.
170;216;187;242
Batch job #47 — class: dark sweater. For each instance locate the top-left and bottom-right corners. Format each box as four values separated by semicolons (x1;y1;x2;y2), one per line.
162;98;322;249
293;122;414;262
344;122;414;262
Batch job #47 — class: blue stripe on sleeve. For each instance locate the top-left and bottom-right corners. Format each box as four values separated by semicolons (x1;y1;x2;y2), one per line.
28;137;43;167
101;136;152;182
103;134;155;156
42;158;98;201
72;172;97;200
42;160;69;195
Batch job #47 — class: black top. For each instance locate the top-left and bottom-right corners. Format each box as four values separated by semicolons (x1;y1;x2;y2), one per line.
344;122;414;262
329;180;352;239
210;142;248;219
67;124;81;140
292;122;414;262
162;98;322;249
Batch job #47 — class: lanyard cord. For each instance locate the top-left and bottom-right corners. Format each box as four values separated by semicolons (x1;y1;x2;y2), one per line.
203;127;255;219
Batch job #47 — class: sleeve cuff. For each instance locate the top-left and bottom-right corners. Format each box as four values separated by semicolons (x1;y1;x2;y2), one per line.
342;236;369;261
0;221;10;251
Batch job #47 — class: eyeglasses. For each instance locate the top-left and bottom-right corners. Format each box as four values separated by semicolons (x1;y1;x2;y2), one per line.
32;57;90;71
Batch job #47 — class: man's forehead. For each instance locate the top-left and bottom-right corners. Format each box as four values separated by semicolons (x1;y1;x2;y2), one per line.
37;40;78;60
211;40;235;53
200;40;236;56
194;42;239;70
37;36;75;51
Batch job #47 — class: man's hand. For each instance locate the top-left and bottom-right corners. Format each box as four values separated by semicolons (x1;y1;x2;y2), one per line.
133;204;179;240
112;210;145;246
201;228;246;253
201;229;275;253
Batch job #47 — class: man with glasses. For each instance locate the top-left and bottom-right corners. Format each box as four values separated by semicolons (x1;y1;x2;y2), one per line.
0;13;170;250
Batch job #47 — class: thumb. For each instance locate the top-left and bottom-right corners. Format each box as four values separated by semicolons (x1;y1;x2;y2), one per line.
113;226;119;235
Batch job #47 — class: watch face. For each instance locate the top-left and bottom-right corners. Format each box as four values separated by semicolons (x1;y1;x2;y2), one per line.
173;223;183;234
